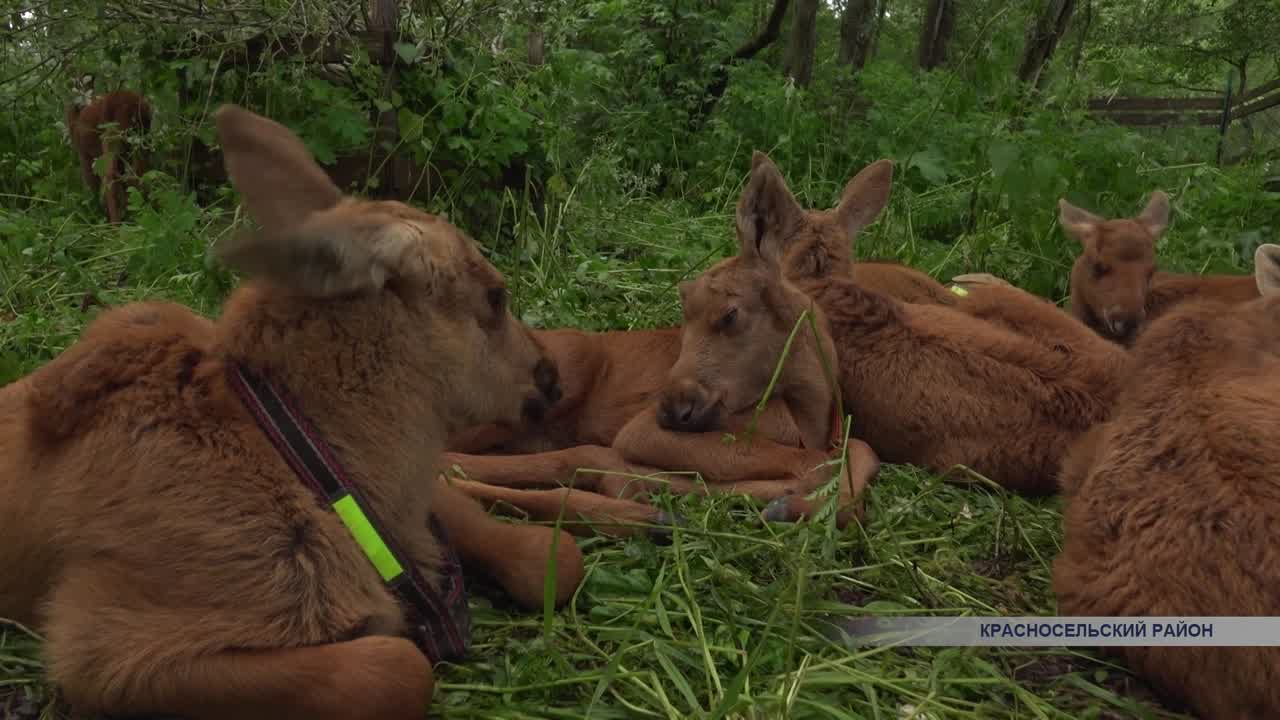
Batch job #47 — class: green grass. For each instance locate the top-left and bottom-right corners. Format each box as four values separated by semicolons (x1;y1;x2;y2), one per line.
0;161;1225;720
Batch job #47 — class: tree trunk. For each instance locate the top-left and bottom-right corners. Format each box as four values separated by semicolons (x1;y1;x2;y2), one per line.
1016;0;1077;88
917;0;955;71
839;0;876;70
527;28;545;65
784;0;819;86
1068;0;1091;87
525;0;546;65
369;0;407;197
869;0;890;62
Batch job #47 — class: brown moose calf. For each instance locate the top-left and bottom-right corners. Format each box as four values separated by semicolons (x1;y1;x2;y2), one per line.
66;89;153;224
659;152;1127;494
438;163;976;536
0;105;578;719
1052;243;1280;720
1062;191;1259;345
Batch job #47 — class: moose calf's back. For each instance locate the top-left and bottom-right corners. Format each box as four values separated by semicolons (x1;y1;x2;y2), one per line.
800;275;1125;493
1053;243;1280;719
1146;270;1259;320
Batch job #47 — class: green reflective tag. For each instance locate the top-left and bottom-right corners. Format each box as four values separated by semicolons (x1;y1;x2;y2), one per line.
332;494;404;582
949;284;969;296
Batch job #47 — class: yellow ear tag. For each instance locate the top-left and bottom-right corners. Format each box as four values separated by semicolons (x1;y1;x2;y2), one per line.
949;285;970;297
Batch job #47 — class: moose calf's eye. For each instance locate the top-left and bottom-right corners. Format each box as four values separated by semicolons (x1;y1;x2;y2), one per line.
1092;262;1109;278
487;287;507;313
716;307;738;332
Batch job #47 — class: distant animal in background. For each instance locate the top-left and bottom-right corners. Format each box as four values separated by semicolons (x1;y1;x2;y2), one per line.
66;88;153;224
1061;191;1259;345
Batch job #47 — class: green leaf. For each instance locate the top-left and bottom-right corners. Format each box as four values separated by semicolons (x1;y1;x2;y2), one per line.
398;108;425;142
909;149;949;186
988;140;1020;181
393;42;420;64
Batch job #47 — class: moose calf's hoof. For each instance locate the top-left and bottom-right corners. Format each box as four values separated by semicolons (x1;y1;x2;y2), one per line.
647;510;687;545
762;496;798;523
761;494;865;529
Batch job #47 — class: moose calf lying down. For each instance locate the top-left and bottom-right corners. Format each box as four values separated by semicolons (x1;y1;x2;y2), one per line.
660;152;1127;494
440;160;973;536
1053;243;1280;720
1063;191;1259;345
0;105;578;719
443;326;882;537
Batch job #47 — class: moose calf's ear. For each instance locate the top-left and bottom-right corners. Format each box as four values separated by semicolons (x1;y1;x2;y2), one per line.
836;159;893;244
215;104;344;237
215;205;434;300
1136;190;1170;239
737;151;804;266
1254;243;1280;296
212;103;436;299
1058;198;1103;245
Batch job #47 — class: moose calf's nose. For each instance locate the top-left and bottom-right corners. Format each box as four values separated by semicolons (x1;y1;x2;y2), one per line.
657;380;716;433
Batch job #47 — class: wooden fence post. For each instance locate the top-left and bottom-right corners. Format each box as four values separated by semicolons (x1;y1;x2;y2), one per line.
1216;69;1234;166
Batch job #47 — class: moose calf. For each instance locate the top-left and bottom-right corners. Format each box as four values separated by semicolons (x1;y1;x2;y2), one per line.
1053;243;1280;720
1;104;577;719
66;89;152;224
1063;191;1259;345
659;152;1127;495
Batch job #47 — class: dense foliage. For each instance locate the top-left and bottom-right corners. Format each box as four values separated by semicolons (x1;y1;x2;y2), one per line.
0;0;1277;717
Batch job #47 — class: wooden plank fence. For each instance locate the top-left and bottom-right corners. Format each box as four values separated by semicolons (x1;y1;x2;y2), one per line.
1088;77;1280;128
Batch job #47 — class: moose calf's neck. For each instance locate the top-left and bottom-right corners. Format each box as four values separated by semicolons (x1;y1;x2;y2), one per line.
216;283;448;495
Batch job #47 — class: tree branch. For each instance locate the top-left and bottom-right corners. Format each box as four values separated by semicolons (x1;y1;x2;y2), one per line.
688;0;791;131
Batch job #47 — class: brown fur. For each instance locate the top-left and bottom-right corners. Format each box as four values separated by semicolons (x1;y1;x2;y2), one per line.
1062;192;1258;345
948;272;1013;291
1052;243;1280;720
0;104;579;718
660;152;1128;494
855;259;959;306
67;89;153;224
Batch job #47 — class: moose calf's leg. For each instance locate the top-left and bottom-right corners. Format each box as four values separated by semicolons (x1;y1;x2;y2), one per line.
431;474;584;609
104;153;124;224
453;476;673;541
439;444;636;492
614;409;828;483
45;566;432;720
77;147;100;196
761;439;880;528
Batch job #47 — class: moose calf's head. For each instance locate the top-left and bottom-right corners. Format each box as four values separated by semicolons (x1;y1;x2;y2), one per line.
1061;191;1170;345
657;152;893;451
212;104;560;432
